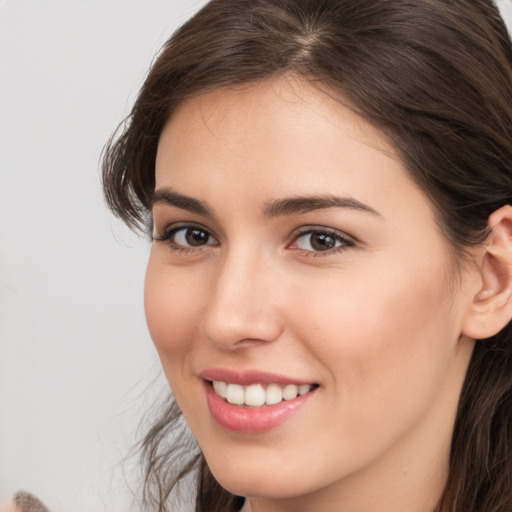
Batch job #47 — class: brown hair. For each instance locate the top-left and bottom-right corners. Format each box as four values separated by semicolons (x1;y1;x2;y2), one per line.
102;1;512;510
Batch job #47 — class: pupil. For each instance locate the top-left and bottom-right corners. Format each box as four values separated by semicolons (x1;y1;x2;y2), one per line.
311;233;335;251
185;228;208;246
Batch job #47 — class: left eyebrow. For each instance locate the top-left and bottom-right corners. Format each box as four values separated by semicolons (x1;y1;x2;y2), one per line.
150;187;213;216
262;194;381;218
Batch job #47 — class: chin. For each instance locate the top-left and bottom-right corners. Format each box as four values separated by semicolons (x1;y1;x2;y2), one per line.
206;455;324;500
216;475;300;500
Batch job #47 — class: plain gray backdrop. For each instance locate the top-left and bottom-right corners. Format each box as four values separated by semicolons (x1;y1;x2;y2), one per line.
0;1;206;511
1;1;511;512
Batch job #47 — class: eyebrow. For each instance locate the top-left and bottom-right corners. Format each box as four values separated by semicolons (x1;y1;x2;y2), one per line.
262;195;380;218
151;187;380;218
151;187;212;216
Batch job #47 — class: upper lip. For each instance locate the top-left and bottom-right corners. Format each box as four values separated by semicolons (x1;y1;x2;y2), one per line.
199;368;316;386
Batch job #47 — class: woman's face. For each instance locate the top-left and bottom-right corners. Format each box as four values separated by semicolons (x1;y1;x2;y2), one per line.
146;78;476;510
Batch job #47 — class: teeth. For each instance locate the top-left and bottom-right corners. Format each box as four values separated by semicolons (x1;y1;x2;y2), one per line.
226;383;245;405
298;384;310;396
245;384;266;407
282;384;299;400
213;380;227;398
265;383;282;405
212;381;314;407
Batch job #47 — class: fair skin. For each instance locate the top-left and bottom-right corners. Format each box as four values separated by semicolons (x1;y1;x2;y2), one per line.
145;77;505;512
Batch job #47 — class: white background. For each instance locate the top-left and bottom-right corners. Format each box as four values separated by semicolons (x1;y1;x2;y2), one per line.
0;1;206;511
1;1;511;512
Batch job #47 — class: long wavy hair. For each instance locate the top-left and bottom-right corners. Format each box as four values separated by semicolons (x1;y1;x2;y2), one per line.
102;1;512;511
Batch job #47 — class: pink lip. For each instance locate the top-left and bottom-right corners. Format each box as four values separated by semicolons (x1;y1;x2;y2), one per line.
200;368;318;433
199;368;313;386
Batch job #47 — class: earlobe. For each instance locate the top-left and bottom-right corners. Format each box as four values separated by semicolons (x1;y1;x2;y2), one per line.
463;205;512;340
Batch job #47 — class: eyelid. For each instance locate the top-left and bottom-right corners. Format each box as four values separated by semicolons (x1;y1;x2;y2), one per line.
289;225;356;242
153;221;355;257
153;221;219;247
287;226;356;254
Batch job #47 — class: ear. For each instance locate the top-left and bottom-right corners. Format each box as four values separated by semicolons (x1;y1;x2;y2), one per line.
462;205;512;340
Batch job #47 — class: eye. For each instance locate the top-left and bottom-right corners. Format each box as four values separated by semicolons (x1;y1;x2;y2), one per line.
154;224;218;251
174;226;214;247
289;228;354;254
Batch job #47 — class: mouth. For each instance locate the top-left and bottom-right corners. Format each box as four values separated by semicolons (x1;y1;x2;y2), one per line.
199;369;319;432
208;380;318;407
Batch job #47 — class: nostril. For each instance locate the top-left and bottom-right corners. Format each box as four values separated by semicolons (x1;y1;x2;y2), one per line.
202;296;284;349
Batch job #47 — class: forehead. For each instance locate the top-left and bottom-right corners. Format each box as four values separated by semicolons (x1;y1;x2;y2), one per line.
156;77;405;187
165;77;385;143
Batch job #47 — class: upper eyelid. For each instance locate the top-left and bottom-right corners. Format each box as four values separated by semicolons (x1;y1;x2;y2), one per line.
153;221;218;239
289;225;356;243
153;224;220;253
285;228;357;258
153;221;356;248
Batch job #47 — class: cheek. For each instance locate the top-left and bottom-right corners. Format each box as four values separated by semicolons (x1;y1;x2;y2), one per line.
279;264;461;475
291;258;458;408
144;258;205;371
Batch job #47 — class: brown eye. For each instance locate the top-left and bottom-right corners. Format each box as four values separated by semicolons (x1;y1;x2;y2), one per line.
171;226;217;248
293;229;352;253
309;232;336;251
184;228;210;246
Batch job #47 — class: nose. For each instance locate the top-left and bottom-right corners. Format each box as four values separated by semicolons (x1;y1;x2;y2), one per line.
201;251;283;350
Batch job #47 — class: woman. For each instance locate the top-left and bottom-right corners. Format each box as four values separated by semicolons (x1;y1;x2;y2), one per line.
102;0;512;511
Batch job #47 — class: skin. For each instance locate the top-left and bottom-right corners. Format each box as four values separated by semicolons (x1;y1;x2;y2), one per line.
145;77;480;512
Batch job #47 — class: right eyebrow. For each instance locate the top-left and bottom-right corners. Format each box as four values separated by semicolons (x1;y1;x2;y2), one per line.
262;194;381;218
150;187;213;216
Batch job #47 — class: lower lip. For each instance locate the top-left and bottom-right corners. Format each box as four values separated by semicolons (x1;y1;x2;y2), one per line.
204;382;316;433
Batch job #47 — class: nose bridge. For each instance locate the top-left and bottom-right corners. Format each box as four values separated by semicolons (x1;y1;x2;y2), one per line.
201;246;282;349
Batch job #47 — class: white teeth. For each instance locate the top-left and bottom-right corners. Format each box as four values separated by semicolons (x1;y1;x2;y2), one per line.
226;383;245;405
244;384;266;407
212;380;314;406
282;384;299;400
298;384;310;396
213;380;227;398
265;383;283;405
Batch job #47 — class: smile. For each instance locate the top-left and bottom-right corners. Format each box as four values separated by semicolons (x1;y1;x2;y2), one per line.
211;380;316;407
200;369;319;432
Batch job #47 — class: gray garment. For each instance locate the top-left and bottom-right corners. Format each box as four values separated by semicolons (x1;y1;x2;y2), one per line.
12;492;50;512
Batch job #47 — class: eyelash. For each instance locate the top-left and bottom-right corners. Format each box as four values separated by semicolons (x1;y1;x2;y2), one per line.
153;223;355;257
153;222;219;254
288;227;355;257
